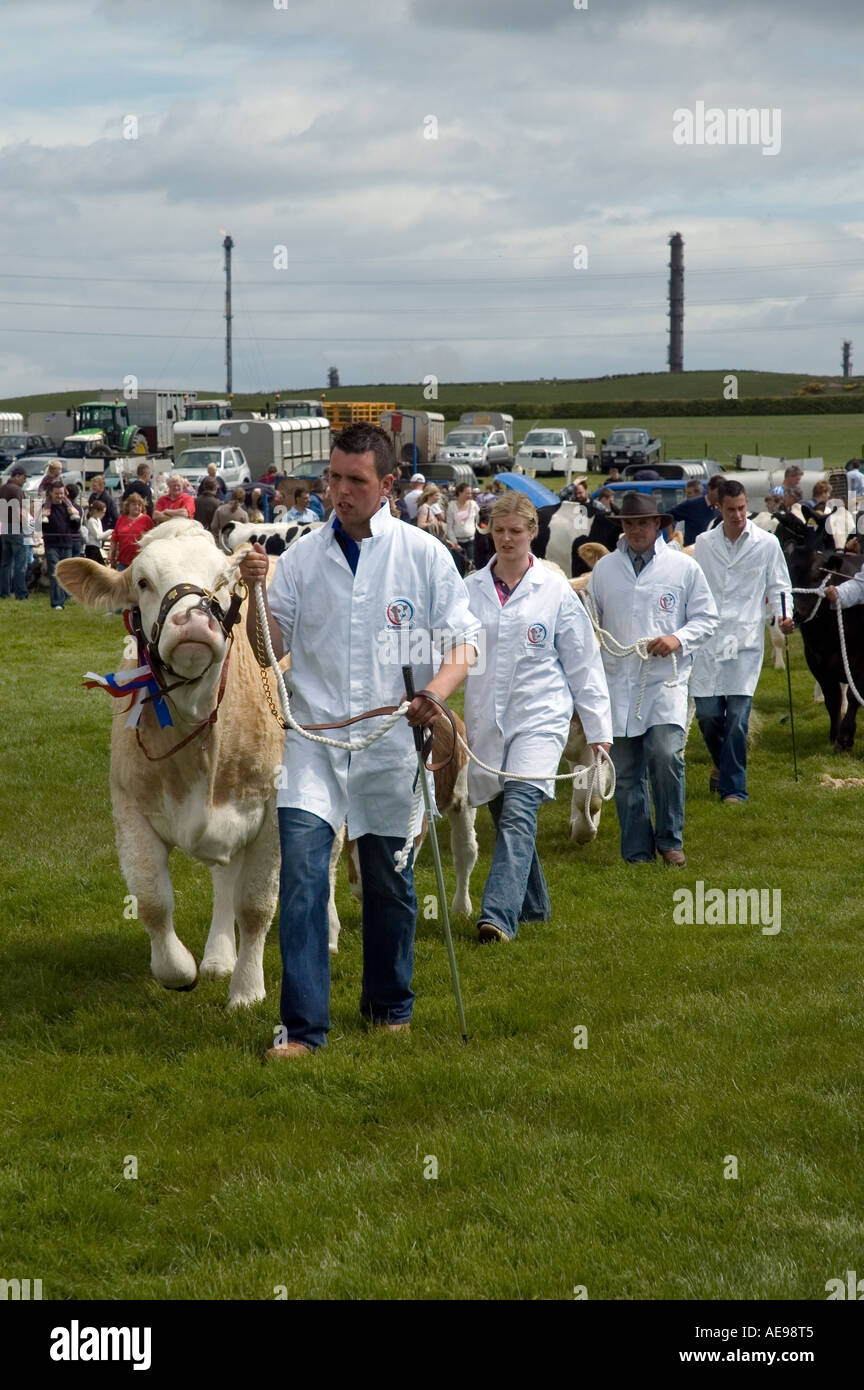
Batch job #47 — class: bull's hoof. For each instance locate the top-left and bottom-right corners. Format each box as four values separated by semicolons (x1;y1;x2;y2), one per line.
227;986;266;1012
199;955;236;980
173;977;199;993
154;944;199;992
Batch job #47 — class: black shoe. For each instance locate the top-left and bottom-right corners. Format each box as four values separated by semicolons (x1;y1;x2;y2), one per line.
709;771;720;794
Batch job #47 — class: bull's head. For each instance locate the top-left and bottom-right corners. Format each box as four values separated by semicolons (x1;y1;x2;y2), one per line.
57;520;241;706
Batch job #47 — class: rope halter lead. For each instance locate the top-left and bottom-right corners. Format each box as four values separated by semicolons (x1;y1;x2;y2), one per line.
581;590;678;723
791;578;864;708
126;573;248;761
252;579;616;865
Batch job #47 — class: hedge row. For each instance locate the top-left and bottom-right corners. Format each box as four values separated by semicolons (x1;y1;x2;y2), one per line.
481;395;864;419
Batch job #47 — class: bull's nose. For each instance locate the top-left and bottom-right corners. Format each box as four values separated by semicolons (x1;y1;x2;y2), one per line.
171;606;217;629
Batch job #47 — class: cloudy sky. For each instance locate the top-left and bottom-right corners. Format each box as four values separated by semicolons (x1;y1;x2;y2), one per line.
1;0;862;395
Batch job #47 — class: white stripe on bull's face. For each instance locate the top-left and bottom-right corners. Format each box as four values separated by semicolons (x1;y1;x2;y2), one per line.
131;527;232;680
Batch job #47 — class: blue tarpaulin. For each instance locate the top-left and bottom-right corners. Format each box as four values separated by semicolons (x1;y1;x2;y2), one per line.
497;474;561;508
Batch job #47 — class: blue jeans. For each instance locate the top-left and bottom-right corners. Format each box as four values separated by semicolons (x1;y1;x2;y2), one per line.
277;807;417;1050
0;533;28;599
694;695;752;801
479;781;550;940
44;547;72;607
610;723;686;862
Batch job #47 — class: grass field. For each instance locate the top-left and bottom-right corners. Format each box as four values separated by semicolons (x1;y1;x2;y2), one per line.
1;590;862;1301
5;369;862;418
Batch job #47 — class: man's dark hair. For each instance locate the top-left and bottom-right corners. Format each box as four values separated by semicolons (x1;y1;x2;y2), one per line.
10;465;26;479
201;478;219;495
294;486;309;501
332;422;396;480
707;474;725;493
136;462;150;478
717;478;746;502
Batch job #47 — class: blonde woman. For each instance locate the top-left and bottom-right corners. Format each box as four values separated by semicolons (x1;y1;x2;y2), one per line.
463;491;612;943
416;484;446;538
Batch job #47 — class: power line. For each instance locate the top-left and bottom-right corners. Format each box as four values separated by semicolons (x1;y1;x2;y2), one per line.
0;259;862;288
2;289;864;316
1;320;861;343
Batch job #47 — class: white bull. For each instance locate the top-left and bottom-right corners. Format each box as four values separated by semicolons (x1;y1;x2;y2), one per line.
57;519;333;1009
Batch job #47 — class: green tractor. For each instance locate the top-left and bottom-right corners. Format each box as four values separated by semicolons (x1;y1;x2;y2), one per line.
62;401;149;458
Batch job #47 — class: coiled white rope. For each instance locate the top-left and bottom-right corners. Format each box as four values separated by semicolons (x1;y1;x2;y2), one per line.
253;577;616;863
581;591;679;722
791;583;864;707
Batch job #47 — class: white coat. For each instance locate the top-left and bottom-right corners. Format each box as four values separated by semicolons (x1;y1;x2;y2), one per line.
463;559;612;806
690;520;792;698
587;538;718;737
267;503;480;838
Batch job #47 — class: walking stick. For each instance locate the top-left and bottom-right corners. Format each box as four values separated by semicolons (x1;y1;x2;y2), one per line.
402;666;469;1042
781;593;799;782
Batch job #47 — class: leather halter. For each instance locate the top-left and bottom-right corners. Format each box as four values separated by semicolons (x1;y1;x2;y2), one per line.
131;581;244;681
128;578;246;760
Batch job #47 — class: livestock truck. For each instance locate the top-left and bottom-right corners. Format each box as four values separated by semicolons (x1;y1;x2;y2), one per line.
379;409;445;472
215;417;331;481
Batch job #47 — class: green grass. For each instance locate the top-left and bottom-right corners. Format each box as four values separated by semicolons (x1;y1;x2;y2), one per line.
4;369;863;419
516;414;864;471
1;597;862;1300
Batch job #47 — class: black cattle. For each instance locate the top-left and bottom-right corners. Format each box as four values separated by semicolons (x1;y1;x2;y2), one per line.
775;507;864;751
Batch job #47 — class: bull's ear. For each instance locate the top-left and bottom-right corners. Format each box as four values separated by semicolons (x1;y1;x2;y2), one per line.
55;558;136;611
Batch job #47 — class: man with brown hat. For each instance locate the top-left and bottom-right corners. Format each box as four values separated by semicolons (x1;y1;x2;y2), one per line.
586;492;718;865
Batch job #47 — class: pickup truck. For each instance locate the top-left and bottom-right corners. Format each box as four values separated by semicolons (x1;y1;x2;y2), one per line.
173;446;251;492
600;428;662;471
436;427;510;476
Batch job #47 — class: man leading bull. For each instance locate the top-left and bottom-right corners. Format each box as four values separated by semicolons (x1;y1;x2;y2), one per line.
238;423;479;1060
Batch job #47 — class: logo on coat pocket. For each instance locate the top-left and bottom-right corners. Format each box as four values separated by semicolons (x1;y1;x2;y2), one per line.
386;598;415;627
526;622;548;645
658;591;678;613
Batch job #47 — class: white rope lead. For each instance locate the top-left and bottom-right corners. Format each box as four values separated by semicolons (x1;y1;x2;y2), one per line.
581;592;678;722
791;583;864;707
253;579;616;865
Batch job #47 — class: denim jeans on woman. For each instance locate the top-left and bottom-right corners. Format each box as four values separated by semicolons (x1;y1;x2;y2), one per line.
609;722;686;862
277;807;417;1050
478;780;551;939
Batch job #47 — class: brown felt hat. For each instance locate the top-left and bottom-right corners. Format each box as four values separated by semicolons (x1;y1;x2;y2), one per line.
613;490;673;529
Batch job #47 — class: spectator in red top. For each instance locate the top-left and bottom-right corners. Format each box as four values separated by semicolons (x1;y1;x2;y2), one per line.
109;493;154;569
153;473;196;524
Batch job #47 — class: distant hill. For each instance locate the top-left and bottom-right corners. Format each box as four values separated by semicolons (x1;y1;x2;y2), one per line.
2;370;861;419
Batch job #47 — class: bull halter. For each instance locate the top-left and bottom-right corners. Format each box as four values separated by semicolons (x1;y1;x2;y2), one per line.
126;576;247;761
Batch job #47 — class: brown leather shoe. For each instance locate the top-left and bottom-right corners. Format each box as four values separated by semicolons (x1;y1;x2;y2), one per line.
660;849;686;867
263;1042;314;1062
477;921;509;944
369;1021;411;1033
722;796;746;804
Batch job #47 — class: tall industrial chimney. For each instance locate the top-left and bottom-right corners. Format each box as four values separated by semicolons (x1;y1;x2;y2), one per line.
668;233;684;373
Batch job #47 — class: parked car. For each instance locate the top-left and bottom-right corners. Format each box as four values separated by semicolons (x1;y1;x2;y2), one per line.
0;433;58;466
1;454;82;493
173;446;251;492
592;463;722;513
600;428;662;471
436;428;510;476
514;429;579;475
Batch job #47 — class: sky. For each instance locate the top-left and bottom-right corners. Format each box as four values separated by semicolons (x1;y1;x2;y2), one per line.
1;0;862;396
